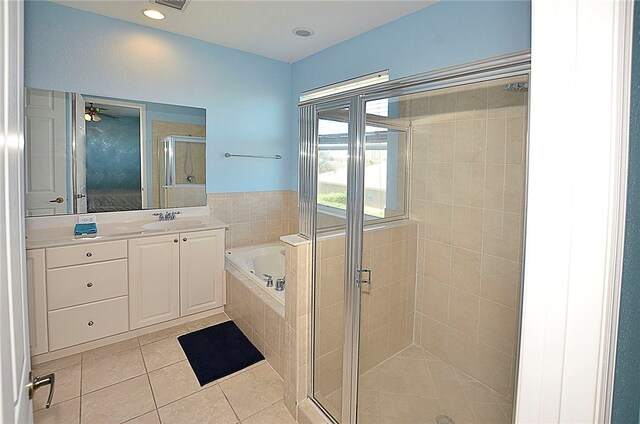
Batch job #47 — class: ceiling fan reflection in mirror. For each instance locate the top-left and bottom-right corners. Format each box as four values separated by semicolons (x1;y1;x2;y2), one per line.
84;103;118;122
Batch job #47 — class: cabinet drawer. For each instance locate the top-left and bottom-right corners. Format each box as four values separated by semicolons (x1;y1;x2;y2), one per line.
48;296;128;351
46;240;127;269
47;259;128;310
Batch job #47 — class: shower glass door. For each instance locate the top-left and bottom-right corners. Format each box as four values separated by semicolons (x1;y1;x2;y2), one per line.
356;76;529;424
312;102;351;422
312;97;413;423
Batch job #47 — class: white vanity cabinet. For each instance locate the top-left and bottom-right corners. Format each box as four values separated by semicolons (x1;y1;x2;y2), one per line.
128;228;225;329
26;249;48;355
128;234;181;329
26;226;226;355
45;240;129;351
180;229;225;316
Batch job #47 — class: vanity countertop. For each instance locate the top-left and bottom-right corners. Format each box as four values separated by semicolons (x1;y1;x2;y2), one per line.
26;215;228;249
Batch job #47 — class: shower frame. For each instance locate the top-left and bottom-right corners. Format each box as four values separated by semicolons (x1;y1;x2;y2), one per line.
158;135;205;207
299;50;532;424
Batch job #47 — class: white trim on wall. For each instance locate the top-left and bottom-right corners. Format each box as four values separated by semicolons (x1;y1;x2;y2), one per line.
599;1;634;420
516;0;633;422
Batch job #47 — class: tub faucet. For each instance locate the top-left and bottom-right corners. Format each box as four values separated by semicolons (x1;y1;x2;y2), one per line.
275;277;285;291
263;274;273;287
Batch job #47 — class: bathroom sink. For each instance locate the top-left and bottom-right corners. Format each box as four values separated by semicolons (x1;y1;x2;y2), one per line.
142;219;204;231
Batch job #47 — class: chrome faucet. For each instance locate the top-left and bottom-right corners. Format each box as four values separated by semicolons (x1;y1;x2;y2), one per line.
153;211;181;221
165;211;180;221
263;274;274;287
275;277;285;291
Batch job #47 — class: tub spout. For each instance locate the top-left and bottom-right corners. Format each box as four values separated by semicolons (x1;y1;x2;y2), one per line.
275;277;285;291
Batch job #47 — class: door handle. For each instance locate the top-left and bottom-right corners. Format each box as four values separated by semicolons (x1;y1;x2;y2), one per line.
49;197;64;203
28;371;55;409
357;268;372;286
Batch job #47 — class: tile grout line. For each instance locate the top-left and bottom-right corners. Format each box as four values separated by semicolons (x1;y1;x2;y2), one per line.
80;347;147;396
79;358;84;424
139;339;161;420
218;383;242;423
145;359;268;415
241;398;287;423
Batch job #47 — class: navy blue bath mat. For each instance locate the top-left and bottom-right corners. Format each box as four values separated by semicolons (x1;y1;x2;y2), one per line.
178;320;264;386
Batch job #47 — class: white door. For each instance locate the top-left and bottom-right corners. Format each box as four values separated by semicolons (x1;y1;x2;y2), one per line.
180;229;225;316
74;93;87;214
1;1;37;422
24;88;68;216
128;234;180;329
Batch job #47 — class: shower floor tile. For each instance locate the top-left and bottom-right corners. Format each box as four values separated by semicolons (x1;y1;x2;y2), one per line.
357;345;513;424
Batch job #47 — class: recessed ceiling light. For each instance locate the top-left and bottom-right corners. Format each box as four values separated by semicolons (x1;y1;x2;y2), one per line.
293;28;314;37
142;9;165;20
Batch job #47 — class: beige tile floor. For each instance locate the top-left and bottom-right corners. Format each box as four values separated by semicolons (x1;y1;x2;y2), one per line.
32;313;296;424
356;345;513;424
317;345;513;424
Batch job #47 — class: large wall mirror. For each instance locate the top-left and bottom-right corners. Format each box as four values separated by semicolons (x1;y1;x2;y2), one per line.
24;87;207;216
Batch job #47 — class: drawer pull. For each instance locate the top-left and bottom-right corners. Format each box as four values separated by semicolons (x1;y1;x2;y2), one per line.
174;239;178;243
87;321;94;326
86;252;92;258
183;237;187;242
86;282;93;288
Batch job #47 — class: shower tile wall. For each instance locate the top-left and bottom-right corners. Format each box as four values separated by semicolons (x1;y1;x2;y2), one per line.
165;185;207;208
407;78;528;400
313;221;417;418
208;190;298;248
151;121;206;208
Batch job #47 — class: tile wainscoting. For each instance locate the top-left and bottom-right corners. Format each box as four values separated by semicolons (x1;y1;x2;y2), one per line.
208;191;298;248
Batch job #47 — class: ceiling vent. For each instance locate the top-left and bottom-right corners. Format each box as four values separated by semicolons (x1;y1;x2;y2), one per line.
152;0;189;12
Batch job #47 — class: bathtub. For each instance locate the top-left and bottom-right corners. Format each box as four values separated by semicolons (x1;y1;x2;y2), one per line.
225;242;285;304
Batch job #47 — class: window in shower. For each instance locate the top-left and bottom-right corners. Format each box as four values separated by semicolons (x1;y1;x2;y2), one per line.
317;99;408;230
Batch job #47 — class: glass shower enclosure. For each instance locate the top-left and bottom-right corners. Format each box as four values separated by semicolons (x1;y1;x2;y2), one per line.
158;135;206;208
299;52;531;424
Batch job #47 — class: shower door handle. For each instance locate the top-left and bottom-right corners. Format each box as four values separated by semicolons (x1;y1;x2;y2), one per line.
356;268;371;286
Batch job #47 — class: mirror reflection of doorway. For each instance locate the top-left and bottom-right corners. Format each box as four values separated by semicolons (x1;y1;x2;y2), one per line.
83;97;146;213
24;88;69;216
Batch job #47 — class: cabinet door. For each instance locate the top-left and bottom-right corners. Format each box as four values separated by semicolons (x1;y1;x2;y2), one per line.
26;249;48;355
180;229;225;316
128;234;180;329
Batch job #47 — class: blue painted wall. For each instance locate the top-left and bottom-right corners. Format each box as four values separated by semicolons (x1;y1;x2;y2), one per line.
24;0;291;193
288;0;531;189
613;4;640;423
26;0;531;194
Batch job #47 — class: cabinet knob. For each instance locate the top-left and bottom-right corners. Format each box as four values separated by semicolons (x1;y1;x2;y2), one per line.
86;252;92;258
86;282;93;288
87;321;94;326
174;239;178;243
183;237;187;242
